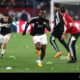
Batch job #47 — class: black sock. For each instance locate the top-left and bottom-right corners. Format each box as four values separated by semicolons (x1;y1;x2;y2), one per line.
40;45;46;60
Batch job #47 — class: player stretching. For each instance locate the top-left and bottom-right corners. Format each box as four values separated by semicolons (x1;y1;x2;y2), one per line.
23;9;51;67
60;7;80;63
0;14;12;58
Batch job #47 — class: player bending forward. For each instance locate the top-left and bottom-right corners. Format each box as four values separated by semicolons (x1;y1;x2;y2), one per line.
60;7;80;63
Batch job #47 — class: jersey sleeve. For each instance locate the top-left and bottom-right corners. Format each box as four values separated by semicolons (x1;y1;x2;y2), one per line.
45;19;51;32
23;17;36;34
55;12;61;26
28;16;38;25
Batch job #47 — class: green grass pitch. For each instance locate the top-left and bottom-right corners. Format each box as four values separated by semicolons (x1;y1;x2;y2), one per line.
0;33;80;73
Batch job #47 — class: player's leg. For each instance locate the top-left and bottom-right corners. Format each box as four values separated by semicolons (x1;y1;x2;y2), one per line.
35;43;42;67
0;34;4;58
58;38;71;59
0;34;11;58
35;42;41;56
50;36;60;52
68;34;79;63
32;36;41;56
34;41;42;67
36;34;47;67
32;36;43;66
0;43;2;58
40;45;46;60
0;43;2;48
36;44;46;67
50;35;62;58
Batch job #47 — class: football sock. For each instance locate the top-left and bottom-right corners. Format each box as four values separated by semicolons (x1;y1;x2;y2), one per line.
40;46;45;60
1;49;5;54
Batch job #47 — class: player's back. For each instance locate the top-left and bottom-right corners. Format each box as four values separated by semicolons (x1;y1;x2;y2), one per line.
52;11;64;36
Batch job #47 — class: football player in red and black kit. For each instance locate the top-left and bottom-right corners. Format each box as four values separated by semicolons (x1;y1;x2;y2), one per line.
60;7;80;63
23;9;51;67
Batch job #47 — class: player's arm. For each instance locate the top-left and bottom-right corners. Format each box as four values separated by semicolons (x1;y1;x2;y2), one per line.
46;20;51;32
61;32;67;40
22;23;28;35
0;23;9;28
22;18;34;35
22;17;37;35
64;14;74;34
68;15;74;28
0;18;12;28
55;12;61;26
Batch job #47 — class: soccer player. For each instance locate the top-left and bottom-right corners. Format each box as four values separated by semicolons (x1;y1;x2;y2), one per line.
60;7;80;63
23;9;51;67
50;3;70;58
0;13;12;58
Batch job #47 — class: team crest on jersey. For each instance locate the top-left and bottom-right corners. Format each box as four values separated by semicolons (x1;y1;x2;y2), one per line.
43;22;46;25
37;24;43;28
36;22;38;24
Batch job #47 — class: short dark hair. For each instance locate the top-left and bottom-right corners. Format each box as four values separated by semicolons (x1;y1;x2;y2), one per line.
3;13;9;17
60;7;66;13
54;3;60;8
39;8;46;14
40;7;45;11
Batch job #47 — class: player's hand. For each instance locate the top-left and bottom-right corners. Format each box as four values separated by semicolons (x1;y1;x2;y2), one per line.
3;24;8;27
5;24;9;28
61;34;67;40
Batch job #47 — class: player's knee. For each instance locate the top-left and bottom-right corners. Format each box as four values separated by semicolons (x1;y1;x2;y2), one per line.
3;44;6;49
4;38;10;44
35;42;42;50
36;45;41;50
1;43;6;49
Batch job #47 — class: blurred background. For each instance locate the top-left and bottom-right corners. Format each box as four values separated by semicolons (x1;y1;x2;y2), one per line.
0;0;80;33
0;0;80;20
